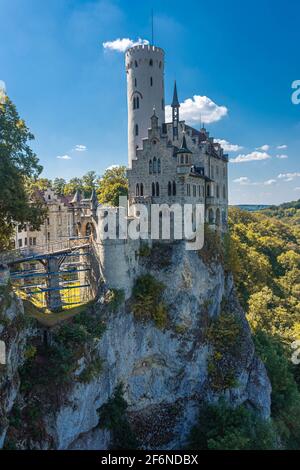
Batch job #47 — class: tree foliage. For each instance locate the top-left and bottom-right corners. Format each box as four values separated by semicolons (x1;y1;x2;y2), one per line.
0;96;46;250
97;165;128;206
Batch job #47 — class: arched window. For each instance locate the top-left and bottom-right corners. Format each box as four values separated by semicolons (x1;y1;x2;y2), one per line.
153;157;157;173
149;160;153;174
157;158;161;173
150;77;153;86
135;124;139;136
168;181;172;196
136;184;139;196
140;183;144;196
152;182;155;196
172;181;176;196
156;182;160;197
149;59;153;66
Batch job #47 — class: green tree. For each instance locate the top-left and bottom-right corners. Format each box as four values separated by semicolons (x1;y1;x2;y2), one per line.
0;96;46;250
82;170;98;197
52;177;66;196
97;165;128;206
63;177;84;196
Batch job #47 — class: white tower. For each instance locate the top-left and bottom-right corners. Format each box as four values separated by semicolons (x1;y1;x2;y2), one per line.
125;44;165;168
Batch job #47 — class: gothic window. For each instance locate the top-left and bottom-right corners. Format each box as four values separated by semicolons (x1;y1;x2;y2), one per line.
149;59;153;66
156;182;160;197
150;77;153;86
153;157;157;173
135;124;139;136
140;183;144;196
152;182;155;196
168;181;172;196
157;158;161;173
172;181;176;196
136;184;139;196
149;159;153;174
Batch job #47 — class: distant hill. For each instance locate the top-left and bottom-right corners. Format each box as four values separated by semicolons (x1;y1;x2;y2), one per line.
234;204;271;212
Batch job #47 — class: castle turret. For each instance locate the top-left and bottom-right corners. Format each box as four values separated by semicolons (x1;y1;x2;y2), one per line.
125;44;165;168
171;81;180;140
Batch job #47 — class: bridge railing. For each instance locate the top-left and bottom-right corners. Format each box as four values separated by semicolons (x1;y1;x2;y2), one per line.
0;237;90;265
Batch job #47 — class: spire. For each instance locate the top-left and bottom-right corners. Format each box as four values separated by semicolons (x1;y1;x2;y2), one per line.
71;189;82;204
175;132;192;154
171;81;180;108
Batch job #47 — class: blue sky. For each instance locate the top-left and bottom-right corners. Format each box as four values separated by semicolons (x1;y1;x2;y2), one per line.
1;0;299;205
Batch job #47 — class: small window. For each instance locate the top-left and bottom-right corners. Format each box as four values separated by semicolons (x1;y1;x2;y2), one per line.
152;182;155;196
47;217;50;225
136;96;139;109
185;155;189;164
156;182;159;197
149;160;153;174
33;237;36;246
153;157;157;173
150;77;153;86
168;181;172;196
216;185;220;198
135;124;139;136
159;61;162;68
180;155;184;164
134;78;137;87
47;232;50;241
157;158;161;173
140;183;144;196
193;185;196;197
173;181;176;196
136;184;139;196
24;238;27;246
149;59;153;66
133;97;136;110
187;184;191;197
18;239;22;248
48;194;51;200
135;60;138;67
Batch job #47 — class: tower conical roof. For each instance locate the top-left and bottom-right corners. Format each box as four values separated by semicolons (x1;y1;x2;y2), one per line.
171;81;180;108
71;189;82;204
175;133;192;154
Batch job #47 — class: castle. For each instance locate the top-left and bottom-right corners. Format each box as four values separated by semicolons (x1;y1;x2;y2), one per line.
13;43;229;297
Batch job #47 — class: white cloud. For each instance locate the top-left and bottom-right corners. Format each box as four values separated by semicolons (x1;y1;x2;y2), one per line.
233;176;250;185
74;144;87;152
106;164;120;171
256;144;270;151
57;155;72;160
0;80;6;103
264;179;276;185
276;154;288;159
103;37;149;52
277;144;287;150
165;95;228;125
278;172;300;182
230;151;271;163
214;139;243;152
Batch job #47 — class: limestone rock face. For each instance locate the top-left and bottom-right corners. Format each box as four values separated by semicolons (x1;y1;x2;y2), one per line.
0;289;33;447
0;243;271;450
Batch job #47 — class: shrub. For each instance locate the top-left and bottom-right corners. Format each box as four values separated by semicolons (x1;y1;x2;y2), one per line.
131;275;168;329
78;358;103;384
105;289;125;313
189;400;276;450
206;312;242;391
98;384;139;449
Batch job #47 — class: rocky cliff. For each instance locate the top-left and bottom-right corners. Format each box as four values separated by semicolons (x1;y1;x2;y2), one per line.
0;242;271;449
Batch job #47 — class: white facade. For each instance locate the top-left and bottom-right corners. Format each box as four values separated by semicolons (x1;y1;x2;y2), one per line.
126;45;165;168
